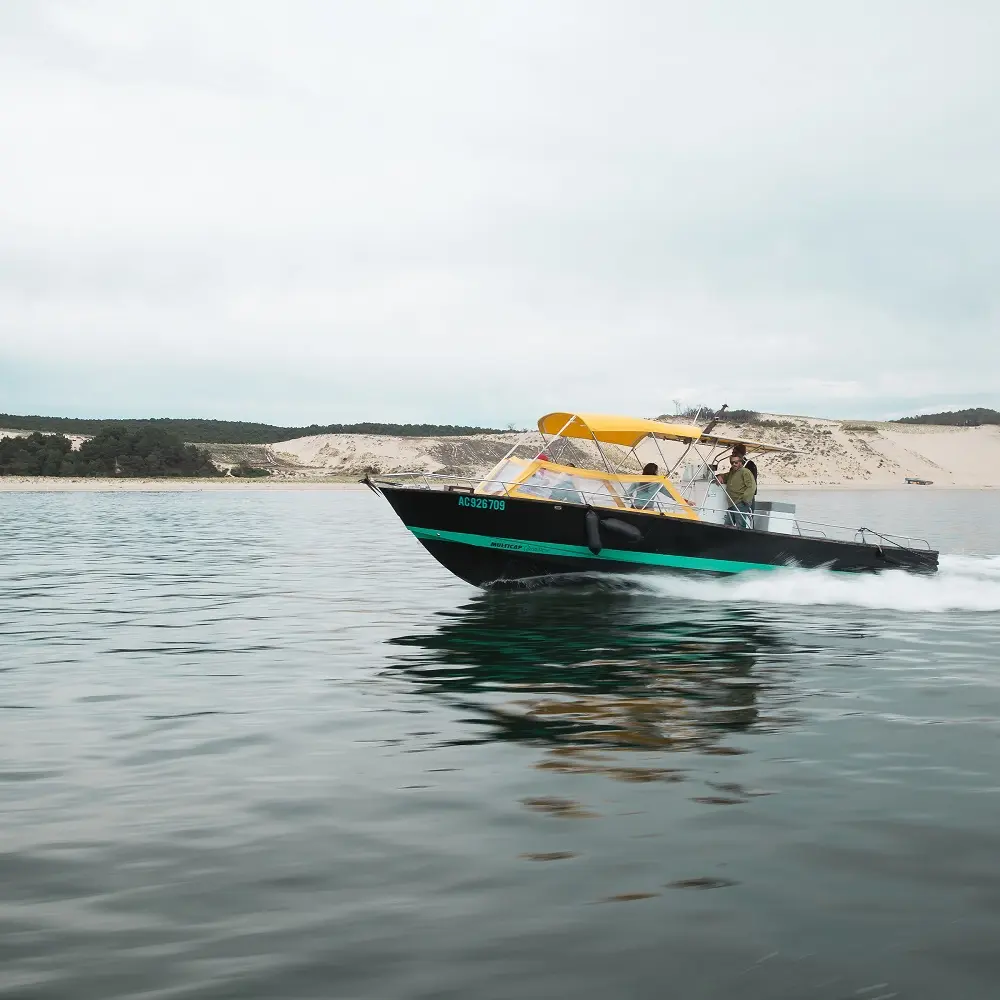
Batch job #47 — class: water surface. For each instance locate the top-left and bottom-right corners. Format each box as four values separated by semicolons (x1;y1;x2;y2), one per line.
1;489;999;999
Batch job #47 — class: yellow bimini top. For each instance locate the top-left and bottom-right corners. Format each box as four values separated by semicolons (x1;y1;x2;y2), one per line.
537;412;794;454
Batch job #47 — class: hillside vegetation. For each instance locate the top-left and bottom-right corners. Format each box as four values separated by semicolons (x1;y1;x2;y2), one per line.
0;414;508;444
0;428;220;477
894;408;1000;427
680;406;1000;429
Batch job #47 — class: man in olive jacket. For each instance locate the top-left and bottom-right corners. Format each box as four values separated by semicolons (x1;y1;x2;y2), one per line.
723;454;756;528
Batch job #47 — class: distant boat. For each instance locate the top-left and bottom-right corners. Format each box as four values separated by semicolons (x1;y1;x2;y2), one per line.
905;477;933;485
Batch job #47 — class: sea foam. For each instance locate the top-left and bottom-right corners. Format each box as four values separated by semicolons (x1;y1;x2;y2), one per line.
628;554;1000;613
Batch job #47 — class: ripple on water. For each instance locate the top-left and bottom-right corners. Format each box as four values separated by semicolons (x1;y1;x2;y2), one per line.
1;490;999;999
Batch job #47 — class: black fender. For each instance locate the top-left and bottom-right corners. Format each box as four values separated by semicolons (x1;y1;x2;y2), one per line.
585;509;602;554
600;517;643;545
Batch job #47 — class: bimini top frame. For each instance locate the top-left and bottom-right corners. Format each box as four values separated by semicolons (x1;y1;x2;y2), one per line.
472;410;798;525
535;410;797;495
536;411;795;454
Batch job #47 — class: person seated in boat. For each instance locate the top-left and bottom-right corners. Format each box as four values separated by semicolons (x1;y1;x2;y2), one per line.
520;457;580;501
625;463;667;510
549;464;584;503
722;453;756;528
519;464;558;498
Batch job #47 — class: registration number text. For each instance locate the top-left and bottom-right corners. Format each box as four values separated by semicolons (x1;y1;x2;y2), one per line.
457;496;505;510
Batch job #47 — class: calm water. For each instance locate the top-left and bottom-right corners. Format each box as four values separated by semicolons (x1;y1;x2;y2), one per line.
2;489;999;1000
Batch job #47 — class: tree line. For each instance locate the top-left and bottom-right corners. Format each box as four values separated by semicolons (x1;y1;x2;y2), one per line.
0;427;221;477
895;408;1000;427
0;414;509;444
680;407;1000;428
674;406;762;424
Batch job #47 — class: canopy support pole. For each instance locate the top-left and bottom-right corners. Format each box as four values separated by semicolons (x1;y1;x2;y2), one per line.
497;428;533;466
652;435;670;474
589;431;615;475
497;414;578;468
612;446;639;474
665;439;695;478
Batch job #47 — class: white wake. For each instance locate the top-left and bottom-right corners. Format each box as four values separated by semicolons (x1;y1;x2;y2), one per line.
632;555;1000;613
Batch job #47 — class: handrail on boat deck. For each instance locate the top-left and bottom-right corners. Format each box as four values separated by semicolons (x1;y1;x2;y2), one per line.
370;472;933;551
375;471;515;497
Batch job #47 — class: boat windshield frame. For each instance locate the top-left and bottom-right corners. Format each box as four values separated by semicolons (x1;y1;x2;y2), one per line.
478;456;700;519
480;412;798;521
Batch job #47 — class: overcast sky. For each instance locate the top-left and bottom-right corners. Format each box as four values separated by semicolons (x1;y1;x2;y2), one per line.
2;1;998;425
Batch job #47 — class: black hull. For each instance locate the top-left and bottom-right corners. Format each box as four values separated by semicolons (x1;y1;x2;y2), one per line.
375;485;939;588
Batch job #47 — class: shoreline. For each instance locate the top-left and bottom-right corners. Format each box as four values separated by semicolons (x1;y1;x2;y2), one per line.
0;477;367;492
0;476;996;493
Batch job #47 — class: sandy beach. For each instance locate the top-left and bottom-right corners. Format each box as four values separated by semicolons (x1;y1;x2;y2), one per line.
0;477;367;492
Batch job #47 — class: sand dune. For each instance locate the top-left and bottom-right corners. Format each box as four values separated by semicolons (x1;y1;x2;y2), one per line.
710;417;1000;487
752;419;999;487
234;416;1000;488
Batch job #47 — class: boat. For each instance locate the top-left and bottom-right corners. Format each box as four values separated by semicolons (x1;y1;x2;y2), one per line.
905;477;933;486
365;411;939;588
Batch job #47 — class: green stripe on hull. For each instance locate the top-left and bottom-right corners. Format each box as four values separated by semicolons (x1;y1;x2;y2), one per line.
407;526;781;575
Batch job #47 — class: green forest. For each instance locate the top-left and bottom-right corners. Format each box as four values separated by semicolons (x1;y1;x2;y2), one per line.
0;427;221;477
675;406;761;424
0;414;508;444
895;408;1000;426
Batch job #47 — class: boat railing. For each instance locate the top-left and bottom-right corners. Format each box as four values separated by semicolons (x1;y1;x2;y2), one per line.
373;471;515;495
768;517;932;550
794;525;829;539
849;525;933;550
371;473;933;551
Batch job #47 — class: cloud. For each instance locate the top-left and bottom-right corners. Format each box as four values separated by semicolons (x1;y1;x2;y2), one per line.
1;0;998;423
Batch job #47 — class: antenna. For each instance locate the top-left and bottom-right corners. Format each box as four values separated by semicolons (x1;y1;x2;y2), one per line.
701;403;729;436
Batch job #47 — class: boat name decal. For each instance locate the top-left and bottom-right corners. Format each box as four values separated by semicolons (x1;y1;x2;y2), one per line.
457;496;506;511
488;540;523;550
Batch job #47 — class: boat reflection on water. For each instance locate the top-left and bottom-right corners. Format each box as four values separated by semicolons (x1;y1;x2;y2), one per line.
386;583;798;763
